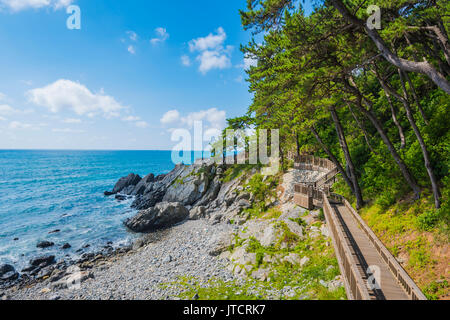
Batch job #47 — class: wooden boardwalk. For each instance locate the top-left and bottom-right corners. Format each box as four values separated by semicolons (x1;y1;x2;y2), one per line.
292;155;427;300
331;203;409;300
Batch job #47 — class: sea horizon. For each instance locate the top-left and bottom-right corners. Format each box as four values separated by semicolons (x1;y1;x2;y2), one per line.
0;150;180;270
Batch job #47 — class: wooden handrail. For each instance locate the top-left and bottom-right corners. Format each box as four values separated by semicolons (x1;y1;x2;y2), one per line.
342;200;427;300
322;193;372;300
292;155;427;300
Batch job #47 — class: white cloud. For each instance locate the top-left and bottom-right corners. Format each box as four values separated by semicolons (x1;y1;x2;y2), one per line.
126;31;138;41
181;55;191;67
127;45;136;55
0;0;73;11
9;121;32;129
0;116;6;121
27;80;126;119
186;27;233;74
189;27;226;52
197;50;231;74
161;108;226;132
150;27;169;45
63;118;81;124
181;108;226;130
0;104;15;115
160;109;180;124
122;115;141;122
52;128;85;133
122;115;148;128
0;92;6;101
135;121;148;128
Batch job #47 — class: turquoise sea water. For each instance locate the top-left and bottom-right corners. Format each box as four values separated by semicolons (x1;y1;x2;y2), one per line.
0;150;178;270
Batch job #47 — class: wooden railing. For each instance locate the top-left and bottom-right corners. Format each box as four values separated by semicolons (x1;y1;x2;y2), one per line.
322;194;371;300
293;155;336;173
293;155;427;300
342;199;427;300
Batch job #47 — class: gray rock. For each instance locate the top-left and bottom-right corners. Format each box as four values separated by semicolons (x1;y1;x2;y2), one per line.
0;271;18;282
132;239;145;250
132;173;155;196
111;173;142;194
189;206;206;220
36;241;54;249
37;267;53;279
61;243;71;249
320;224;330;238
0;264;15;277
194;176;221;207
282;253;304;265
251;268;270;281
115;194;127;201
163;162;213;206
51;271;94;290
284;220;304;238
29;255;56;267
125;202;189;232
132;164;186;210
237;199;251;209
209;234;232;256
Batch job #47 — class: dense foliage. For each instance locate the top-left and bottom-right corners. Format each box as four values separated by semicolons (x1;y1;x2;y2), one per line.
223;0;449;219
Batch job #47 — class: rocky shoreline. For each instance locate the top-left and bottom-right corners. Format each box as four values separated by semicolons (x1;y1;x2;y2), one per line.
0;158;248;298
1;159;344;300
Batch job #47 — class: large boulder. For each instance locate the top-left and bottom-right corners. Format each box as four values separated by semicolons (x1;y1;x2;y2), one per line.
132;173;155;196
162;161;214;206
0;264;15;277
109;173;142;195
124;202;189;232
1;271;18;282
131;164;186;210
29;255;56;267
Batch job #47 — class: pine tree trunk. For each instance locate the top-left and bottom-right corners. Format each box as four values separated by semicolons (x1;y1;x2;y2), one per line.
347;103;378;155
344;78;422;199
330;0;450;94
385;70;442;208
384;91;406;149
329;106;364;209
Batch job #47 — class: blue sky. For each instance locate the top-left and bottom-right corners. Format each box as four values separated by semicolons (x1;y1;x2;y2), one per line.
0;0;313;150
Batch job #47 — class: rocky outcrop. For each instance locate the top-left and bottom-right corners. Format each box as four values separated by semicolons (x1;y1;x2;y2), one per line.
162;161;214;206
105;173;142;195
131;164;187;210
132;173;155;196
124;202;189;232
107;160;230;232
189;206;206;220
0;264;18;282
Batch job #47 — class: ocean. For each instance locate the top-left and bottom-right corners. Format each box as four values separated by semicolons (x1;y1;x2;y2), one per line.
0;150;183;270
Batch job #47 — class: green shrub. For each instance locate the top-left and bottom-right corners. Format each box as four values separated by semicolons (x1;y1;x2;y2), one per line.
318;208;325;221
416;209;440;231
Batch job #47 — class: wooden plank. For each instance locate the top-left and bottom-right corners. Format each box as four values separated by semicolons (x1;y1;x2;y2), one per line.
334;204;410;300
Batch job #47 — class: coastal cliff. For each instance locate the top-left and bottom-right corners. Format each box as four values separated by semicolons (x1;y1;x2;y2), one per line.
2;161;344;300
100;160;345;300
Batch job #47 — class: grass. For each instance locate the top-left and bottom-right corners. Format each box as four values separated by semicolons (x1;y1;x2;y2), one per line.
168;223;347;301
360;191;449;299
